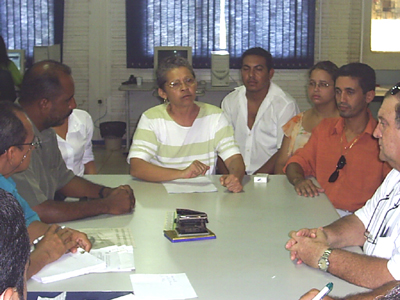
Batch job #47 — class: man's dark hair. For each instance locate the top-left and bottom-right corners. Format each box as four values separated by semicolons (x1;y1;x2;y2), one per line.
336;63;376;94
156;56;195;90
19;60;72;105
309;61;338;81
0;101;27;154
0;188;30;299
241;47;273;71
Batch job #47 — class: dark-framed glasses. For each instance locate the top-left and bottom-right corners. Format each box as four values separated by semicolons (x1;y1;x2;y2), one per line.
168;77;196;90
390;82;400;95
328;155;346;183
308;81;333;89
13;136;42;150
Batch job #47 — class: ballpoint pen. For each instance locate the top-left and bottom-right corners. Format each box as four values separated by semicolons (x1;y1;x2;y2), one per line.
311;282;333;300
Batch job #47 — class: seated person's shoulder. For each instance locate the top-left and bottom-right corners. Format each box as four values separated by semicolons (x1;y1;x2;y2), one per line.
313;116;340;132
73;108;92;121
222;86;244;102
142;103;169;119
198;102;223;114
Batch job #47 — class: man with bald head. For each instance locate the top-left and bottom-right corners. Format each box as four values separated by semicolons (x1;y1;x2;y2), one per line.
12;60;135;223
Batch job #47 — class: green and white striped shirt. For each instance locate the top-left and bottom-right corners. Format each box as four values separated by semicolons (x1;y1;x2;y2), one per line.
128;102;240;174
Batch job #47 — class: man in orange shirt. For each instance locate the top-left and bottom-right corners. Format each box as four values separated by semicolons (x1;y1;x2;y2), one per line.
284;63;390;216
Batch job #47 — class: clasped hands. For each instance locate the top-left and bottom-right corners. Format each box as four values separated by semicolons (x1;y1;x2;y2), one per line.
285;227;330;269
182;160;243;193
101;185;136;214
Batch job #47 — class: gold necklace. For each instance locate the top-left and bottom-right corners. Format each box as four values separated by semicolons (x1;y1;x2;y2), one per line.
340;130;362;154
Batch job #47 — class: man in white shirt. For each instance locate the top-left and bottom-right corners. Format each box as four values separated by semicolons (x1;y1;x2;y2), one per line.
54;109;96;176
285;83;400;289
221;47;299;174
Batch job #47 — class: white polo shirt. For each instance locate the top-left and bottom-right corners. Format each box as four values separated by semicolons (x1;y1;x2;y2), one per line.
355;168;400;279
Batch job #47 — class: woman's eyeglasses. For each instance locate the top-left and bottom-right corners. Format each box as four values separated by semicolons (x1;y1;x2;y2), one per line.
13;136;42;150
168;77;196;90
390;82;400;96
308;81;333;89
328;155;346;183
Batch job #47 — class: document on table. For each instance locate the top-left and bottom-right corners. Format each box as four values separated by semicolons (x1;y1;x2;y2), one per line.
81;227;136;249
162;177;217;194
130;273;197;299
32;228;136;283
32;251;106;284
79;228;136;272
91;245;135;272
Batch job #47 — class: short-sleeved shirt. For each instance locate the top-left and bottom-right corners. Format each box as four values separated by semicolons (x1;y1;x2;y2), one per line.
127;102;240;174
284;110;391;212
282;112;311;157
56;109;95;176
11;124;75;207
0;175;40;227
221;83;299;174
355;168;400;280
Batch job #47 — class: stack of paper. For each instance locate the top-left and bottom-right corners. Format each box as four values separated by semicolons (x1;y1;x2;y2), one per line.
32;251;106;284
32;227;136;284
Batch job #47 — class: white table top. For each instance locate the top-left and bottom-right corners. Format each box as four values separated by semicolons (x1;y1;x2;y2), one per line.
27;175;367;299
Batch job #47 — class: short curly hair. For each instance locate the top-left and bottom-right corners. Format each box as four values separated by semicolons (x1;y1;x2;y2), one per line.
156;56;195;90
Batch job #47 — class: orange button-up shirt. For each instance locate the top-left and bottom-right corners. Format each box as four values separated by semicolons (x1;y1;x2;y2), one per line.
284;111;391;212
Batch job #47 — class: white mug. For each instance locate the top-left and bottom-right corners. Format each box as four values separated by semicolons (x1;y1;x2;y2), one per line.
136;76;143;86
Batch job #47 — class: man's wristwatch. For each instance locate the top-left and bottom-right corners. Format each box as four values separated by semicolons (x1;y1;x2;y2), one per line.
318;248;333;272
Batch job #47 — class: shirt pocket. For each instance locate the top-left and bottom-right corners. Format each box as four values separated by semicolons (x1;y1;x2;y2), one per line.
373;236;396;259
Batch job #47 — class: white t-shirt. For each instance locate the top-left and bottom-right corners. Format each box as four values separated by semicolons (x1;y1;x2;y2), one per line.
56;109;95;176
355;168;400;279
221;83;299;174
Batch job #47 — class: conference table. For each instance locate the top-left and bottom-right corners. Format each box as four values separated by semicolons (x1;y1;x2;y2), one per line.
27;175;367;299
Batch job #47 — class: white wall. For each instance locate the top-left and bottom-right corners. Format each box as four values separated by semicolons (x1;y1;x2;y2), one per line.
63;0;384;141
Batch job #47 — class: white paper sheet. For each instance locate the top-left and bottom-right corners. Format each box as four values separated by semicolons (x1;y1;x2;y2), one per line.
91;245;135;272
32;251;106;284
162;177;217;194
130;273;198;299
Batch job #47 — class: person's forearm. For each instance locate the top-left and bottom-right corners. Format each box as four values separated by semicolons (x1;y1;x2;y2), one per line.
130;158;183;182
27;221;50;243
274;159;286;174
340;280;400;300
84;161;97;174
27;249;53;279
58;176;104;199
32;199;112;223
323;215;366;248
285;162;306;185
225;154;245;182
255;151;279;174
328;249;394;289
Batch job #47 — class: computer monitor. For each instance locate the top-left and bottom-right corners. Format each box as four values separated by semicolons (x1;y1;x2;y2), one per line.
7;49;25;74
153;46;192;71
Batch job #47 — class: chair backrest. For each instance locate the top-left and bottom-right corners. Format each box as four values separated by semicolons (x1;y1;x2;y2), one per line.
0;69;17;102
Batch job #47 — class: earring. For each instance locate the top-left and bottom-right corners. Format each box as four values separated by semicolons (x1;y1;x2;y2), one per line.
164;98;168;103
